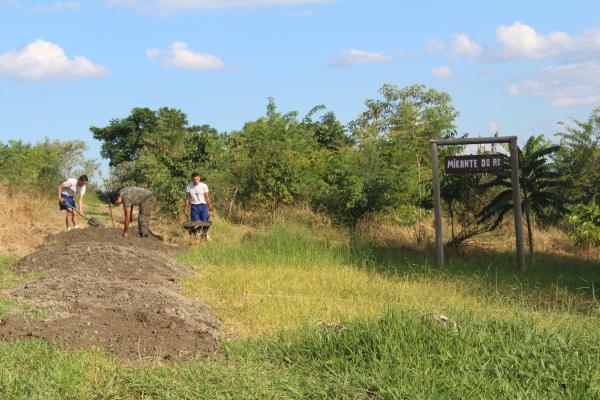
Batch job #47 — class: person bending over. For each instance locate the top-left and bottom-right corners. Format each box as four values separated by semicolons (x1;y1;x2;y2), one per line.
113;187;156;238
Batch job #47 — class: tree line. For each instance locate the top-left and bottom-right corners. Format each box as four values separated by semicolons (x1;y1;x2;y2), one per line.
2;83;599;252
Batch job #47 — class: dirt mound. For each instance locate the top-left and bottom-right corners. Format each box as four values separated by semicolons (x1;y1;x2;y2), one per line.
0;227;219;361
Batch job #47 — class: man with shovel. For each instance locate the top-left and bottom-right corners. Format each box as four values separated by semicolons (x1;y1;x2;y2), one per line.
113;187;156;238
57;175;88;231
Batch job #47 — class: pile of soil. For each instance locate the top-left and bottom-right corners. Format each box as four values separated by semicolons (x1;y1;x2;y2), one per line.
0;227;219;361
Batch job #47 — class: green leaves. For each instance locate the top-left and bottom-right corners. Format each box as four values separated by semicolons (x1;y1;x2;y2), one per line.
96;108;226;216
0;140;97;193
566;202;600;247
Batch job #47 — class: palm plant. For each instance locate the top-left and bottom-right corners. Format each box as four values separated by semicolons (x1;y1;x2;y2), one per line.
477;135;566;257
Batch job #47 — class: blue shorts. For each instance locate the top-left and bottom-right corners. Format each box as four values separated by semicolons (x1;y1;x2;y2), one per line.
191;204;209;222
59;195;76;211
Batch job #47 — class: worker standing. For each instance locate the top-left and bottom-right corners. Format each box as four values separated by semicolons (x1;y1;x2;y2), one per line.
184;172;212;239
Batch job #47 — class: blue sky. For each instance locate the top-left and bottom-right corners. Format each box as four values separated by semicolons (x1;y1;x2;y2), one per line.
1;0;600;177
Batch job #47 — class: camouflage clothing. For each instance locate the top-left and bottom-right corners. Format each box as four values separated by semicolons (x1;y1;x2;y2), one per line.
119;187;156;237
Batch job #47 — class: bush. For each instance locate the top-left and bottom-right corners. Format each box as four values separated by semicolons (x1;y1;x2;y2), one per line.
566;202;600;247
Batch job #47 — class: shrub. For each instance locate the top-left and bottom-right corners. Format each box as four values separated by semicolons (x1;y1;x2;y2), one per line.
566;202;600;247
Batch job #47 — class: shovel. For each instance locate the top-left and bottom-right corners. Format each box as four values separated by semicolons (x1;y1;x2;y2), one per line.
63;203;101;227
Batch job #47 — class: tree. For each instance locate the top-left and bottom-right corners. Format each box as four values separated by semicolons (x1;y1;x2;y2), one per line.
311;151;398;228
350;84;459;239
0;139;99;199
95;107;225;216
91;107;158;167
556;106;600;204
441;172;496;249
227;99;317;210
302;106;353;151
478;135;566;257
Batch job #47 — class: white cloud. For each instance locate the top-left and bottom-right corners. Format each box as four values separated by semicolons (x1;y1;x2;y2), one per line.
146;48;162;58
0;39;108;81
430;65;452;78
425;37;444;54
452;33;483;59
331;49;391;66
488;121;498;133
495;22;600;60
507;61;600;106
106;0;332;13
147;42;225;71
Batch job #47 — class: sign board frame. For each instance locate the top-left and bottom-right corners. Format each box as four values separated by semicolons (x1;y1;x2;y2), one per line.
430;136;526;272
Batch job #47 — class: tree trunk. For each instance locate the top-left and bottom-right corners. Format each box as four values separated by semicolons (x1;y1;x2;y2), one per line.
449;203;456;252
525;209;534;259
416;153;424;243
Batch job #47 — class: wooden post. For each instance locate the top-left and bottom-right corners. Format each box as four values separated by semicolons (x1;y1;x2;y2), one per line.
509;138;527;272
431;142;444;268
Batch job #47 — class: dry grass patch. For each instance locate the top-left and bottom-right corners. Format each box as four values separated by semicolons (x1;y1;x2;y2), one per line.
0;185;63;255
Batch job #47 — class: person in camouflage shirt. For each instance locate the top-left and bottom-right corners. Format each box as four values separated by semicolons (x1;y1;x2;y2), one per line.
113;187;156;238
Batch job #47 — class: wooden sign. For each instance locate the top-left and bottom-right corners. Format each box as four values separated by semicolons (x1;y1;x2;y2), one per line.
444;154;506;174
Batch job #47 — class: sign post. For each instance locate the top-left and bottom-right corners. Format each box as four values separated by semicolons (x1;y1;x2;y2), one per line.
431;142;444;268
430;136;526;272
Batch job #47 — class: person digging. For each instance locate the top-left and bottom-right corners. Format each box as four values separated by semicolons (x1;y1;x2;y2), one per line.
113;187;156;238
57;175;88;231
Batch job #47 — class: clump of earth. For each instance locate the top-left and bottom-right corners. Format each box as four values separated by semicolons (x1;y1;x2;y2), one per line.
0;226;219;362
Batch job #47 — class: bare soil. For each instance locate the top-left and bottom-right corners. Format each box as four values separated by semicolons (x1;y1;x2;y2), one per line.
0;226;219;362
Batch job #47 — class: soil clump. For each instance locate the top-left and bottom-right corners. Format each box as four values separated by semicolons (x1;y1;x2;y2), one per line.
0;227;219;361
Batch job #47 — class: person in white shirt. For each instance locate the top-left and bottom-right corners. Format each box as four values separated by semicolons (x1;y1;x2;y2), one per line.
57;175;88;231
184;172;212;223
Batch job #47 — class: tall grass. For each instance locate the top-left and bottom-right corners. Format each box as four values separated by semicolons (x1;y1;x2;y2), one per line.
178;219;600;337
2;211;600;398
0;309;598;399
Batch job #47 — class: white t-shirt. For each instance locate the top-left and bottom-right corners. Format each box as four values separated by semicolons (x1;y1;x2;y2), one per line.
61;178;86;197
186;182;209;205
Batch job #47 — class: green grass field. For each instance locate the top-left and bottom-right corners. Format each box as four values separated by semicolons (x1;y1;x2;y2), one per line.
1;218;600;399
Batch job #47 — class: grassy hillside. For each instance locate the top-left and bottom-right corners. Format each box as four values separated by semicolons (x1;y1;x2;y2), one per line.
1;192;600;398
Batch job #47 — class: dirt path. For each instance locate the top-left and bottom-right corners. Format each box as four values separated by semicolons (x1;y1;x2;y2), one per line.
0;227;219;362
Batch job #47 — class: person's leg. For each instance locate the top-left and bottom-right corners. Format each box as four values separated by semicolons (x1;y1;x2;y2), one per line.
198;204;209;239
138;196;156;237
198;204;209;222
191;204;201;222
60;196;76;229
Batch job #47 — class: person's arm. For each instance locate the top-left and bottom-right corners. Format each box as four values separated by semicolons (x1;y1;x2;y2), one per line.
205;191;212;216
57;183;64;203
184;192;191;219
123;205;131;237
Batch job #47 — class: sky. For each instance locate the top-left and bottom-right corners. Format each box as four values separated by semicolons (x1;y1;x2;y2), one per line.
1;0;600;177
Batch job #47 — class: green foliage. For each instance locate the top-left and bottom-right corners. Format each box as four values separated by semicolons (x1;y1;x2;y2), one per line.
478;135;566;255
566;202;600;248
311;152;398;227
91;107;158;167
441;172;495;247
227;99;318;210
0;140;98;194
97;107;225;216
556;106;600;204
351;84;459;213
